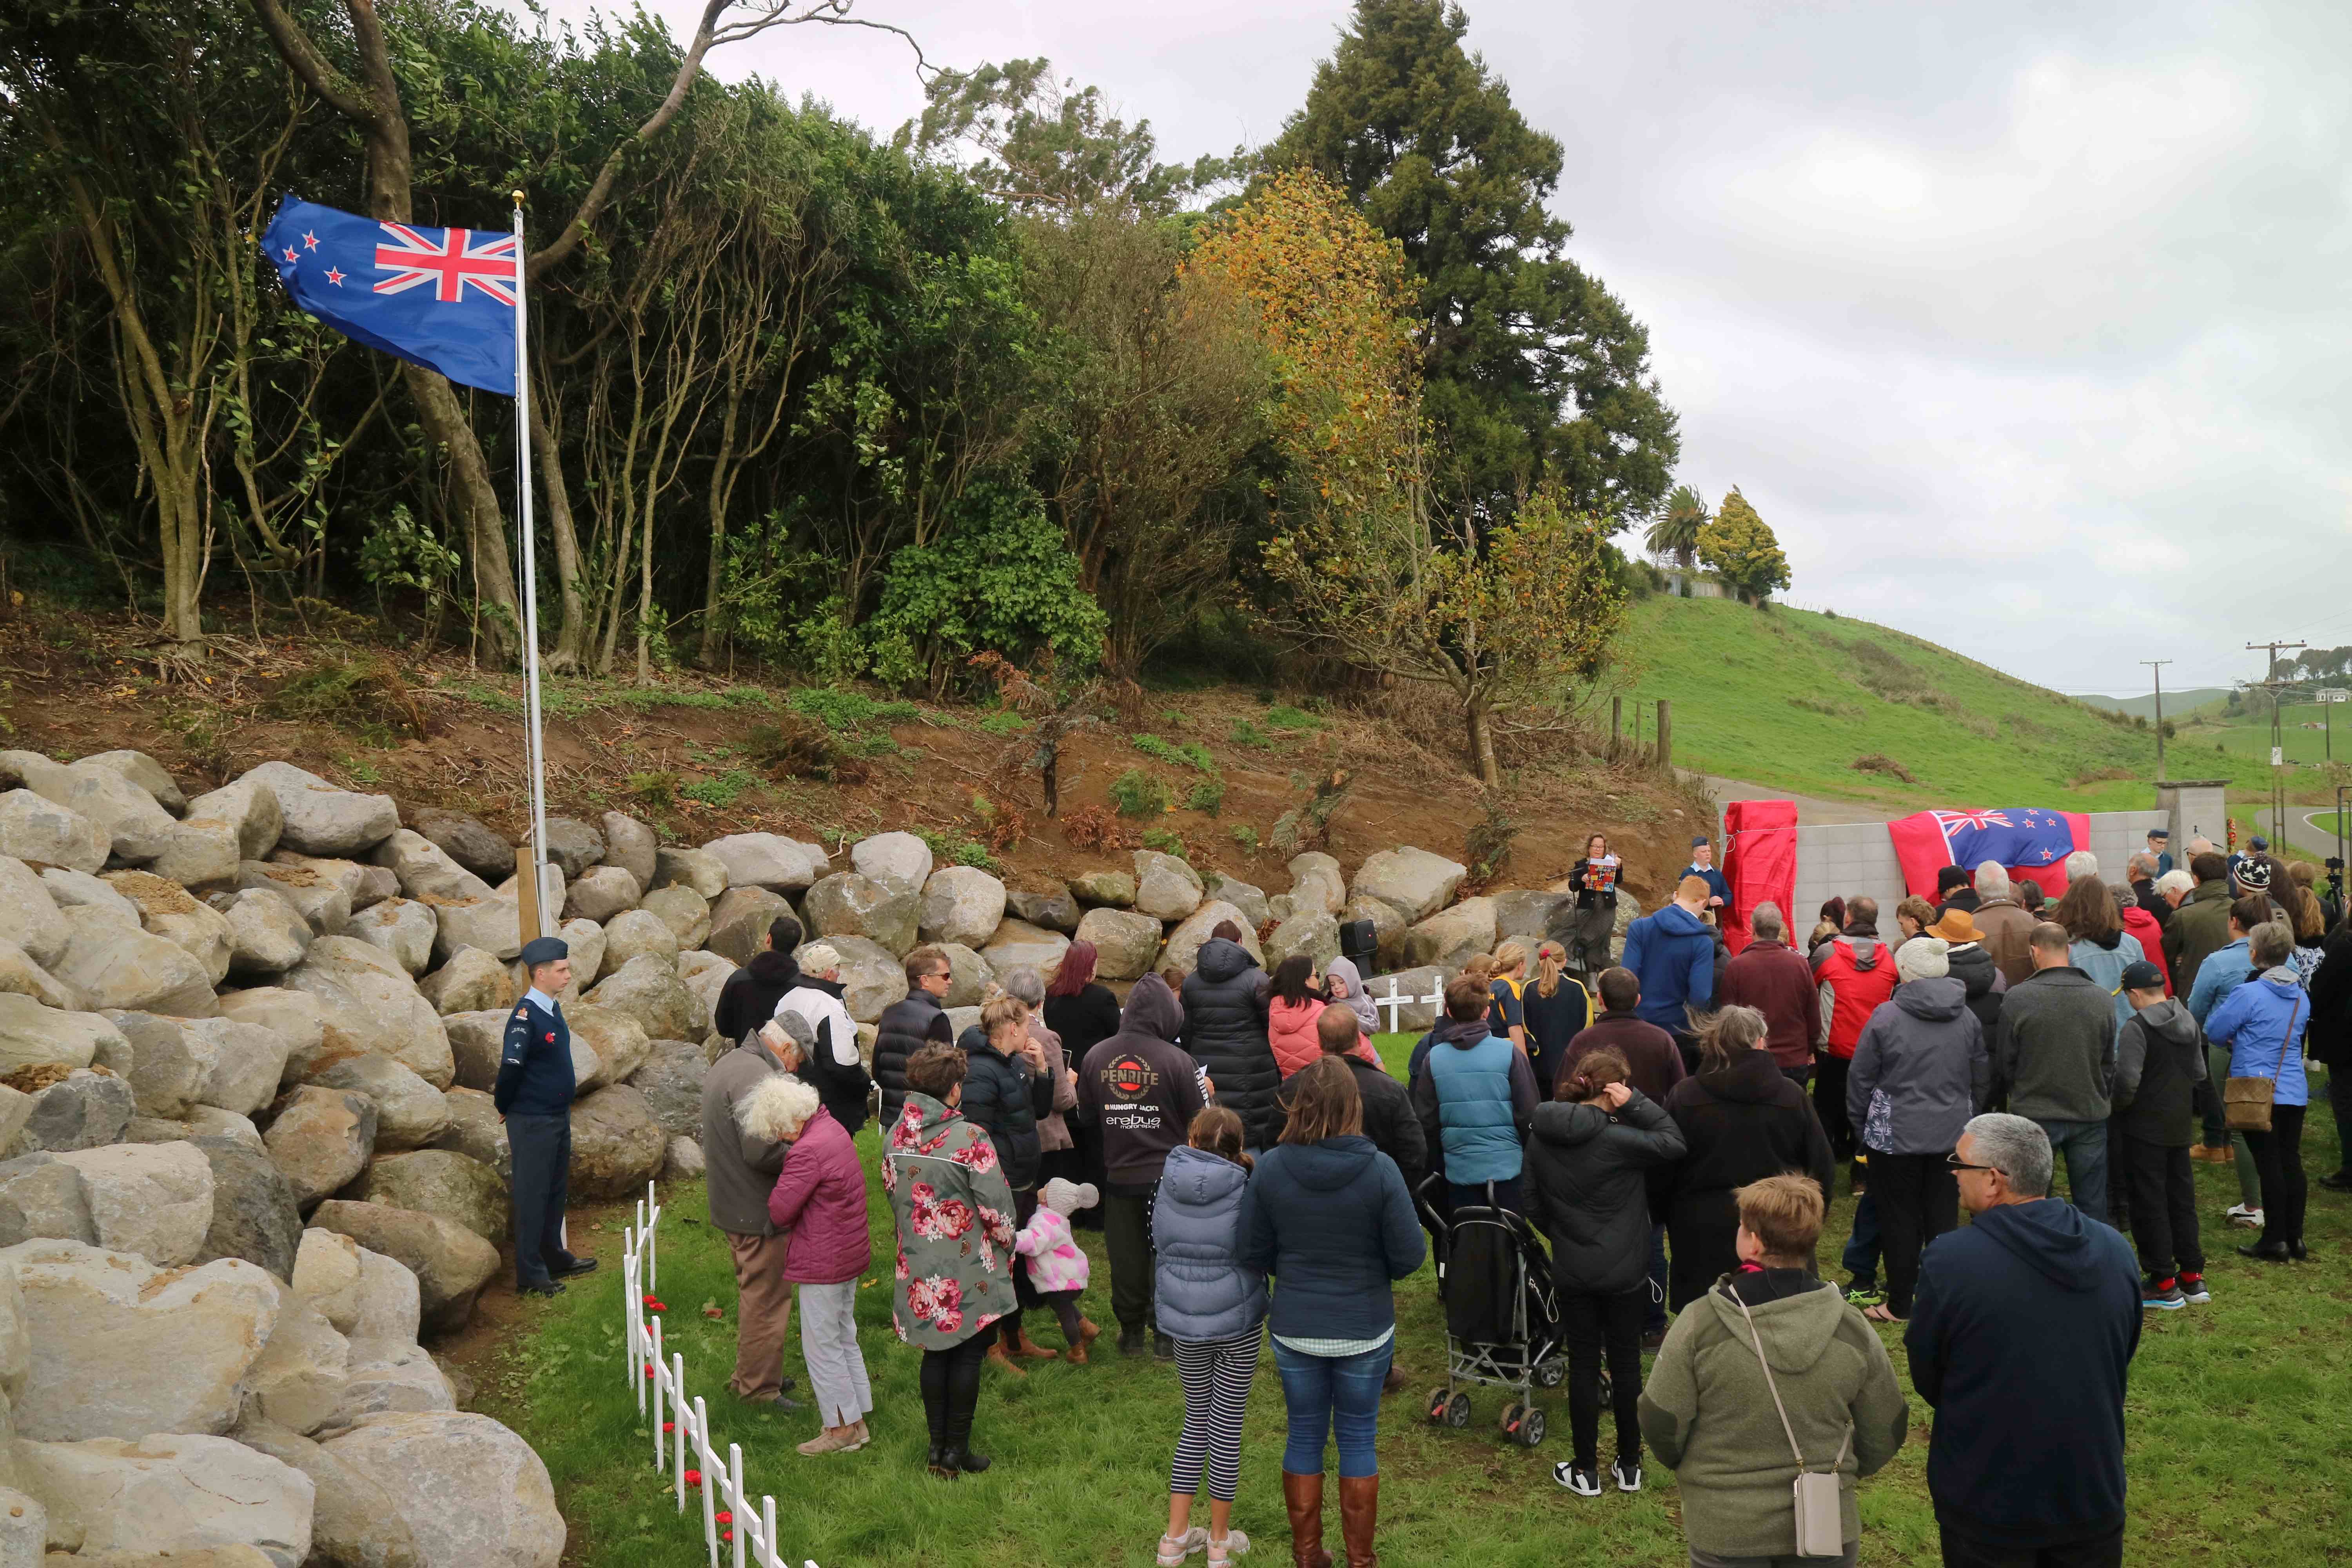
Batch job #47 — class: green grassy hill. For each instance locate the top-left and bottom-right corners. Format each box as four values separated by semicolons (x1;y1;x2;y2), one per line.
1619;597;2290;813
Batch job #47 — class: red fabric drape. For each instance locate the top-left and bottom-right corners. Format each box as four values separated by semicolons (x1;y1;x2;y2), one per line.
1721;800;1798;957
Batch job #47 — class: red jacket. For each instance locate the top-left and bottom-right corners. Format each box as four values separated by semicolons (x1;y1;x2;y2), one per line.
1717;939;1824;1069
1811;931;1898;1060
2121;907;2172;995
765;1106;873;1285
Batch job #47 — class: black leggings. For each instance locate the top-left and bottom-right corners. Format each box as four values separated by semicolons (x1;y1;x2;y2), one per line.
2243;1103;2308;1249
919;1334;990;1453
1559;1286;1645;1471
997;1185;1042;1347
1871;1151;1959;1318
1814;1055;1855;1165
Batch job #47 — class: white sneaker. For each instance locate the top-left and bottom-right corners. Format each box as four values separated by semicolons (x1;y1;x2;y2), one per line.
1207;1529;1251;1565
1156;1527;1207;1565
1553;1462;1602;1496
2226;1204;2265;1229
1613;1456;1643;1493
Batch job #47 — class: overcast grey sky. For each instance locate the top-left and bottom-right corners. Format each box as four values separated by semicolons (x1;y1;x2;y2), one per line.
524;0;2352;697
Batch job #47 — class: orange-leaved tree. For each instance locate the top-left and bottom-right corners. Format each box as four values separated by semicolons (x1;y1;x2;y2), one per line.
1186;169;1624;787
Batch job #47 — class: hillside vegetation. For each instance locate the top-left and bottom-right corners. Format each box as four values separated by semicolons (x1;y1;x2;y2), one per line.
1622;597;2302;812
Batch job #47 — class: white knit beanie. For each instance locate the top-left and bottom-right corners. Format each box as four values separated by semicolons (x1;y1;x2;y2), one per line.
1897;936;1951;983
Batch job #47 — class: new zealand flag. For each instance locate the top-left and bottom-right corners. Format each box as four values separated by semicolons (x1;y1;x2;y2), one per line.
260;195;517;395
1886;807;2090;900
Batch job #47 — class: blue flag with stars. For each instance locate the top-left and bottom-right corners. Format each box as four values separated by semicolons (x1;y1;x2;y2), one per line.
260;195;518;396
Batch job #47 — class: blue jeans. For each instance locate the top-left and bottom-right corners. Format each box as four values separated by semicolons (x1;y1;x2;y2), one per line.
2034;1118;2110;1225
1272;1338;1391;1478
1842;1190;1882;1287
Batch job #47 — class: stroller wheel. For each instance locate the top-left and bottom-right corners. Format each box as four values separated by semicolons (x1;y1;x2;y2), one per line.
1534;1357;1566;1389
1519;1406;1547;1448
1499;1400;1523;1436
1426;1388;1451;1424
1443;1390;1473;1429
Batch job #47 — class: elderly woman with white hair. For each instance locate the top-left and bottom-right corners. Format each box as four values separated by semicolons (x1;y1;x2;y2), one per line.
1846;937;1989;1322
741;1071;876;1455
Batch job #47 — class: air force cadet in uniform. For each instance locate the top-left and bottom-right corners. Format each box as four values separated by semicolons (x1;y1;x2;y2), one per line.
499;935;598;1296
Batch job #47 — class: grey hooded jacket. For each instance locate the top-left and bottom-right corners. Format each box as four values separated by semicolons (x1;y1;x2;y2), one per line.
1848;977;1989;1155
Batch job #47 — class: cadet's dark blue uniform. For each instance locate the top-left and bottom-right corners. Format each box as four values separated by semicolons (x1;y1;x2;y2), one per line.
497;988;581;1289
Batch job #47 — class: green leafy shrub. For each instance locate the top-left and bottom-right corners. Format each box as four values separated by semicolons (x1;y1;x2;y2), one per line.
1229;719;1271;749
1109;768;1173;818
1263;704;1321;731
263;658;429;744
788;686;920;733
626;771;680;809
1140;828;1188;858
1186;779;1226;815
1134;734;1218;774
1229;823;1260;852
863;482;1108;688
682;769;757;807
979;711;1028;736
745;717;868;785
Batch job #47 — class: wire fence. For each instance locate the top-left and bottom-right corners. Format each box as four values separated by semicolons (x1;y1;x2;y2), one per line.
623;1185;820;1568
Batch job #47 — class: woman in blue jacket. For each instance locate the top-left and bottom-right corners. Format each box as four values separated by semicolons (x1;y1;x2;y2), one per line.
1243;1055;1426;1568
2207;922;2312;1261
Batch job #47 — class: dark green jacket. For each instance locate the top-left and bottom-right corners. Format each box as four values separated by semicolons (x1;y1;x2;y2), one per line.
2161;880;2234;1000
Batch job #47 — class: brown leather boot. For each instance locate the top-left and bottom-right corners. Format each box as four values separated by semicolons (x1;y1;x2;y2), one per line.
1338;1474;1379;1568
1013;1330;1060;1361
984;1342;1027;1379
1282;1471;1332;1568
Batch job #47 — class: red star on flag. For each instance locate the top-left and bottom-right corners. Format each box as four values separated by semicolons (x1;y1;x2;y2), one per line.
325;267;345;286
302;230;319;250
280;245;299;264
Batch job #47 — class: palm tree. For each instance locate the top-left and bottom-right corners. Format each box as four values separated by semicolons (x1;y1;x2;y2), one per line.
1646;484;1709;570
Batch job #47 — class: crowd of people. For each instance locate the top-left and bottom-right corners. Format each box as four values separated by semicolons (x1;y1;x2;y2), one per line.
668;819;2348;1568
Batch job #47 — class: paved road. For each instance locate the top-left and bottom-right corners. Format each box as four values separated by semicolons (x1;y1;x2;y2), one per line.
1691;773;1916;827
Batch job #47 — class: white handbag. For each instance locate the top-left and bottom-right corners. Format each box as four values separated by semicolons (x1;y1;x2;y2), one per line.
1731;1290;1853;1558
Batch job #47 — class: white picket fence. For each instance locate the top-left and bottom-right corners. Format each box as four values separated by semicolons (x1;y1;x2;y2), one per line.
622;1183;820;1568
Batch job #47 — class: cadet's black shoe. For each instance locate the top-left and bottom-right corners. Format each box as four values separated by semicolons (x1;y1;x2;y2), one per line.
551;1256;600;1278
520;1280;565;1298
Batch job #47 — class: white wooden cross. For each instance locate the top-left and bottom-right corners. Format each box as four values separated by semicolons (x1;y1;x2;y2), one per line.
1374;974;1447;1033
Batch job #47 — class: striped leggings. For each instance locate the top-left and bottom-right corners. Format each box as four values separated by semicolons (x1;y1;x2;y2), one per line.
1168;1331;1262;1503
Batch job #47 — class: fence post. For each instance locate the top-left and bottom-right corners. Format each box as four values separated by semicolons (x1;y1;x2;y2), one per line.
1656;699;1673;773
1610;696;1622;759
673;1355;688;1509
730;1445;749;1568
650;1316;666;1470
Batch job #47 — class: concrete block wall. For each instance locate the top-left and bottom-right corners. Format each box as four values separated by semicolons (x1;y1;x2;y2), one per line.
1786;809;2172;925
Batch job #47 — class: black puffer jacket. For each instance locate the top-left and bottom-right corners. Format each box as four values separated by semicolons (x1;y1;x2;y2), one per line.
1522;1089;1686;1296
711;949;801;1049
872;989;953;1125
1945;942;2007;1036
958;1025;1055;1191
1181;938;1280;1150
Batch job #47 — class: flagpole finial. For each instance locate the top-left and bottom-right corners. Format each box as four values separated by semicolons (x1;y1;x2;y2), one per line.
511;189;526;205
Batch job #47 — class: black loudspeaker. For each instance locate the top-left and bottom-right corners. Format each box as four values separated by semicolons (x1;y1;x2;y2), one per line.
1338;918;1378;971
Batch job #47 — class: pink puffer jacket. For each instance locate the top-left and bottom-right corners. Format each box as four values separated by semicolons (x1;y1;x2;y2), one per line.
764;1105;873;1285
1269;997;1328;1078
1014;1206;1090;1295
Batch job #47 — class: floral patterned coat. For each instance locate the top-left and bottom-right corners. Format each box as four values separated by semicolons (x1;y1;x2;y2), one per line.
883;1090;1020;1350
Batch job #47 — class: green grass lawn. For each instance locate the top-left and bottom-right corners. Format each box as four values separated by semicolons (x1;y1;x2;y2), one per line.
1624;598;2294;812
475;1040;2352;1567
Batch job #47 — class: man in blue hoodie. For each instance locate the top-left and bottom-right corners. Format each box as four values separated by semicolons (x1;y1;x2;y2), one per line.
1620;877;1718;1056
1907;1113;2141;1568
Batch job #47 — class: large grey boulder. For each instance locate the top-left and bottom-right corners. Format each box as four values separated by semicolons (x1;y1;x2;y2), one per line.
40;867;141;927
52;1142;214;1266
701;833;813;894
566;1085;665;1201
1400;895;1497;971
1005;880;1080;935
1492;889;1571;946
149;815;244;891
7;757;176;863
416;947;514;1016
235;1416;427;1568
106;1012;206;1119
241;761;399;857
850;829;932;892
650;845;728;900
0;1152;96;1247
320;1411;563;1568
0;857;67;969
76;748;187;815
804;871;920;955
368;829;494;907
308;1201;499;1334
236;859;352;939
0;939;77;1011
341;1151;505;1247
439;1012;506;1094
332;1337;455;1424
705;885;790;967
187;1103;266;1150
797;935;905;1024
103;869;234;983
0;995;128;1076
594;908;678;981
343;898;437;977
185;775;285;862
933;942;995;1007
16;1431;312;1563
308;1056;447;1152
5;1238;282;1442
190;1134;303;1281
213;989;325;1083
1132;851;1204;922
1287;851;1348;916
624;1043;704;1140
261;1087;379;1208
181;1016;296;1120
567;1004;652;1088
281;938;453;1091
403;809;511;883
638;884;710;951
1070;869;1135;908
0;1081;30;1154
266;851;380;911
1350;846;1466;924
676;951;736;1038
1359;964;1448;1032
1159;900;1264;976
242;1294;354;1436
535;817;603;880
919;866;1007;947
424;890;528;967
560;864;640;924
581;955;699;1041
1202;874;1271;929
217;888;314;979
47;917;217;1018
979;918;1069;979
1265;908;1341;972
426;1088;510;1182
9;1069;136;1158
288;1227;368;1336
598;811;657;893
1074;908;1161;982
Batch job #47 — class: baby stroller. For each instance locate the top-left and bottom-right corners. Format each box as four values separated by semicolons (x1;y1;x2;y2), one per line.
1417;1177;1564;1448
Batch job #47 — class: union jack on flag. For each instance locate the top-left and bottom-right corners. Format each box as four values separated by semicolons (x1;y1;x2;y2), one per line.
261;195;518;396
1887;804;2089;900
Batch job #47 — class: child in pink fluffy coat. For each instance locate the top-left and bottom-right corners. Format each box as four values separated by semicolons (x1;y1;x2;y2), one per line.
1014;1177;1102;1362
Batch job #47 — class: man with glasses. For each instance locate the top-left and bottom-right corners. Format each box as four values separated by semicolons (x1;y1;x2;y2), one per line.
1906;1115;2141;1568
874;945;956;1124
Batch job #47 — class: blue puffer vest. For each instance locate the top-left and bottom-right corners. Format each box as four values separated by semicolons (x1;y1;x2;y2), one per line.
1152;1144;1268;1342
1427;1025;1523;1183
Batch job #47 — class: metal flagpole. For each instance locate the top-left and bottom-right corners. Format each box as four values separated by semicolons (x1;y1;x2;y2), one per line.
512;192;550;937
